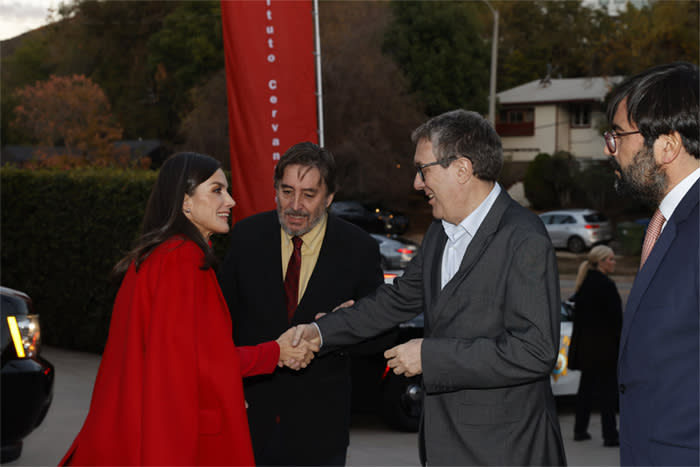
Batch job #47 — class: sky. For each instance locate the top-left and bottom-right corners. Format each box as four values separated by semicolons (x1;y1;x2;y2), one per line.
0;0;58;41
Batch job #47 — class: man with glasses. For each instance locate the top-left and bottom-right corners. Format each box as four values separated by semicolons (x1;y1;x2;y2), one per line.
604;62;699;466
293;109;566;465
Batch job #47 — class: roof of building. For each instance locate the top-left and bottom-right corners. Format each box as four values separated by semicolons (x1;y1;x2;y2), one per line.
497;76;624;105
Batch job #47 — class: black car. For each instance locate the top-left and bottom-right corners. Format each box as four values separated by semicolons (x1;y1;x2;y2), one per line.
1;286;54;463
330;201;409;235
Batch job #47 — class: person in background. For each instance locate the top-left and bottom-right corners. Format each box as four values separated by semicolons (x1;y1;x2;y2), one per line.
218;142;383;466
293;110;567;466
60;152;316;466
568;245;622;447
604;61;699;466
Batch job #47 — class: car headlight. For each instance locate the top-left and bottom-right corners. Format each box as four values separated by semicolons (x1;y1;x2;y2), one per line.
7;314;41;358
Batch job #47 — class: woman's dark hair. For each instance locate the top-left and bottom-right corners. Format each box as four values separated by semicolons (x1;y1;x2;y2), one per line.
113;152;222;279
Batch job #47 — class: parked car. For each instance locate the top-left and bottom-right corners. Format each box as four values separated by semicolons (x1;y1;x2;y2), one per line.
539;209;613;253
1;286;54;463
370;234;418;270
330;200;409;235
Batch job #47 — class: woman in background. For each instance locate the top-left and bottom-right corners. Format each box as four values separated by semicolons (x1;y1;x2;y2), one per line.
568;245;622;447
60;152;316;466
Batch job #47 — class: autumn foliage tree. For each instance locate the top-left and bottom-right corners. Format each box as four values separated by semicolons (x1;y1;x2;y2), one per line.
11;74;136;167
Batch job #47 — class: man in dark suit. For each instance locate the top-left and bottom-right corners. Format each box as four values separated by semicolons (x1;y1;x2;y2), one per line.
218;142;382;466
294;110;567;465
603;62;699;466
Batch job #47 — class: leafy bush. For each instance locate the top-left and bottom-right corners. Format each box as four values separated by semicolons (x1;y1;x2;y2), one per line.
1;168;156;352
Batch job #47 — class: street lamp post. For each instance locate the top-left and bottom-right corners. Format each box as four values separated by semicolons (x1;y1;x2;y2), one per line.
482;0;499;126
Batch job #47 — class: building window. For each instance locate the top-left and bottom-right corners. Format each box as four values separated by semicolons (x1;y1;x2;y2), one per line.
496;107;534;136
570;103;591;128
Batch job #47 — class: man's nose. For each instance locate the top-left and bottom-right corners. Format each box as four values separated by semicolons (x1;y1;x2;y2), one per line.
290;194;304;210
413;172;424;191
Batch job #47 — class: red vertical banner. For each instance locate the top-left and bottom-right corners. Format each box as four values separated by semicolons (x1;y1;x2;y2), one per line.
221;0;318;222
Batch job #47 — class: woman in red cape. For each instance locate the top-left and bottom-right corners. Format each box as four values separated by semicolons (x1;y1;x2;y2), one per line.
59;152;317;466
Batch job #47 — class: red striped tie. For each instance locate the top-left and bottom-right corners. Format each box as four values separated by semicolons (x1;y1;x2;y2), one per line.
640;209;665;269
284;236;303;322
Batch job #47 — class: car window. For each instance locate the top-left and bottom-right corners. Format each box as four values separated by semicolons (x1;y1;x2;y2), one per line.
583;212;608;222
1;295;28;315
561;216;576;224
540;215;552;225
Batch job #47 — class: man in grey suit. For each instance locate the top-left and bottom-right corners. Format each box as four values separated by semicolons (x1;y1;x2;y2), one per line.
294;109;567;466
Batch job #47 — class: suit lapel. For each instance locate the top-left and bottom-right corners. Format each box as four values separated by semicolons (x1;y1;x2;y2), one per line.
619;180;699;361
432;190;510;319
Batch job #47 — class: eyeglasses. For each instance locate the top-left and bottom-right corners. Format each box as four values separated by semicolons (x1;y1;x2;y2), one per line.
603;130;641;154
415;156;460;181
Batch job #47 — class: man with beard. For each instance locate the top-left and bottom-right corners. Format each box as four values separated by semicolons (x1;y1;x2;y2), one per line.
604;61;699;466
218;142;383;466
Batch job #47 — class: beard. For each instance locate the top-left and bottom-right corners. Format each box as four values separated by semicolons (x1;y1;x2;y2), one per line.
276;200;326;237
609;146;668;206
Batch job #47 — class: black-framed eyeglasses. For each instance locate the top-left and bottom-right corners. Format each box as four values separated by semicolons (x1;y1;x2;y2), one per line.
415;156;460;181
603;130;641;154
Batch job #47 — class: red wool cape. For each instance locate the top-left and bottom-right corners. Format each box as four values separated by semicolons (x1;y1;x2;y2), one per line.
60;238;279;466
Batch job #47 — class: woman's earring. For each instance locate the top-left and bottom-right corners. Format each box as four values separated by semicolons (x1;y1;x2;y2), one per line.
184;208;191;214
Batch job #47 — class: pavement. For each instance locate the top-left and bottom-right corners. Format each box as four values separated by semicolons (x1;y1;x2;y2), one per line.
10;343;621;467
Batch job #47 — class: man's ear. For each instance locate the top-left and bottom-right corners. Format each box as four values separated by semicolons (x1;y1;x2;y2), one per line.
325;192;335;209
456;157;473;184
656;131;683;165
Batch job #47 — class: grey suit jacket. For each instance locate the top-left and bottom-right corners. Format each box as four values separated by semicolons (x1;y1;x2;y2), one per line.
317;189;567;466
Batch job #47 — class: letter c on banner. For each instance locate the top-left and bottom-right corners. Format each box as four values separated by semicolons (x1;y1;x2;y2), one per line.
269;80;277;90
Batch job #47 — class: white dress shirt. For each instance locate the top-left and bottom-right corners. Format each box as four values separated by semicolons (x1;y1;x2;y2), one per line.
440;183;501;289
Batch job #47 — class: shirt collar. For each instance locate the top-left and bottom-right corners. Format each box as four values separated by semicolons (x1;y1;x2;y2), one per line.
282;212;328;254
658;166;700;222
441;183;502;242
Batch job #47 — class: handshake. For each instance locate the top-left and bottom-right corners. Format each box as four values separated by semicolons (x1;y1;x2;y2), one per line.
273;298;424;378
274;300;350;371
275;324;322;370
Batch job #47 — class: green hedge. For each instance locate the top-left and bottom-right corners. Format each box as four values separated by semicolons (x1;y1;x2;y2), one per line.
1;168;157;352
2;167;233;353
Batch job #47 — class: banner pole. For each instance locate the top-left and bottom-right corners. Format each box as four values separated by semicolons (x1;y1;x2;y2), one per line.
312;0;324;146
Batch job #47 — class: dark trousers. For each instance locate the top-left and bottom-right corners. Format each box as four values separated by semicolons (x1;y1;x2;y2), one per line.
574;367;619;441
255;421;347;466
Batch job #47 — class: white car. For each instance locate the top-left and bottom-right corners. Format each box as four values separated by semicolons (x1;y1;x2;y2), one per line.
539;209;613;253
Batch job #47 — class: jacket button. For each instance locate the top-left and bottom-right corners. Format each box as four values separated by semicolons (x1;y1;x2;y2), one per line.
619;384;626;394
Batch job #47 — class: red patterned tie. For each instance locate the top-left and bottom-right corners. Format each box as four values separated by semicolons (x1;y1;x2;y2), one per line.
640;209;665;269
284;236;303;321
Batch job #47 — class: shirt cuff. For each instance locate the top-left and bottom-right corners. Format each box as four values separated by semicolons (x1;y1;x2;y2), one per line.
312;322;323;347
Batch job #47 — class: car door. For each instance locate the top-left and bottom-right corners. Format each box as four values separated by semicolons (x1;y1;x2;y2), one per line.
540;214;564;248
548;214;576;247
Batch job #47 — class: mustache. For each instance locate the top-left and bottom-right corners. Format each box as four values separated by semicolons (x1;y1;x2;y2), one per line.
608;156;622;173
283;208;309;217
